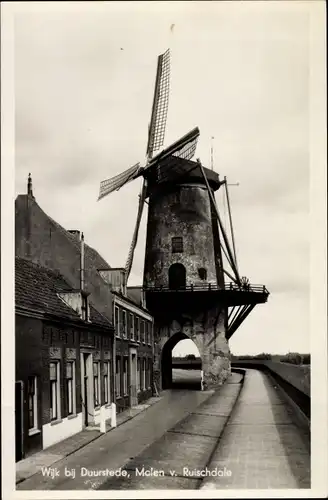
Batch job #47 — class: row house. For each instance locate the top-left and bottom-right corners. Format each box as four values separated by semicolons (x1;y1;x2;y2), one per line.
15;257;115;461
15;176;156;460
98;269;154;412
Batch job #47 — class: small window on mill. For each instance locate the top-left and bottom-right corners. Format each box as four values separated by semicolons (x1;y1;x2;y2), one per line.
172;237;183;253
198;268;207;280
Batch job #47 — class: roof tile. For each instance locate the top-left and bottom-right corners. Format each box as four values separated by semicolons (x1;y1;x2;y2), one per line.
15;257;112;329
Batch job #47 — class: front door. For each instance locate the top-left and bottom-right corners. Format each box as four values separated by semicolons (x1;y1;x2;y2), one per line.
129;349;138;407
81;353;90;427
15;381;24;462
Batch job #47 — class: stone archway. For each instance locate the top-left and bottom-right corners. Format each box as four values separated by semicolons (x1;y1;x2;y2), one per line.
153;309;231;392
161;331;201;389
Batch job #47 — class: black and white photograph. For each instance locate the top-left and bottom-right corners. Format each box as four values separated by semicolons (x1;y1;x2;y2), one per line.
1;0;327;498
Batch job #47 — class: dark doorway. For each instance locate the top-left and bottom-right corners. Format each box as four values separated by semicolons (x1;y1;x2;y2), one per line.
168;263;186;290
82;353;89;427
15;381;24;462
161;333;202;390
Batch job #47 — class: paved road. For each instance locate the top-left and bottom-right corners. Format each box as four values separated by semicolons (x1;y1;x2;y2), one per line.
172;368;201;389
17;388;214;490
98;373;242;490
201;369;310;489
17;369;310;491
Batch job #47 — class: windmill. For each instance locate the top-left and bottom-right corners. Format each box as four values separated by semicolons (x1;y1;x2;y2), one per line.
97;49;269;389
98;49;269;338
98;49;201;282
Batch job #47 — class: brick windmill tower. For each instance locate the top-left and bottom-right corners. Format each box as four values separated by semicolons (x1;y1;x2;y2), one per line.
98;49;269;390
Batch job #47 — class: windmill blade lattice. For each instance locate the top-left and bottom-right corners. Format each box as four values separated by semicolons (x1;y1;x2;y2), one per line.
146;127;200;172
125;180;148;278
146;49;170;159
172;133;199;161
96;49;202;285
98;162;142;201
149;134;200;186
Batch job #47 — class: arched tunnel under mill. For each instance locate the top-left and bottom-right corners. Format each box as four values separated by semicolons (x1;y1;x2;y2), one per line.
161;332;202;390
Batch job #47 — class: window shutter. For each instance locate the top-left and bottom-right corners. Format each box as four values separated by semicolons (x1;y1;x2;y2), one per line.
127;312;130;337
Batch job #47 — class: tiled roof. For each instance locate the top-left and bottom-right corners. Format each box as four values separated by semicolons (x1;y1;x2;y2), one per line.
15;195;110;272
89;304;112;328
15;194;113;322
46;212;110;270
15;257;112;329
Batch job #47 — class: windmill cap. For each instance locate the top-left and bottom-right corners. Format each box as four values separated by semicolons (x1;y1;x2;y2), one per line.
145;157;221;195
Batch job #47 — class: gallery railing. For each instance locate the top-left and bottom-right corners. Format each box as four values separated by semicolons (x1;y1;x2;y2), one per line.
143;283;269;294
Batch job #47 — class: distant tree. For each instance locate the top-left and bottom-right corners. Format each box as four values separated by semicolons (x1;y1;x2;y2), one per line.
234;354;253;360
232;353;272;361
301;354;311;365
186;354;196;360
280;352;308;365
254;353;272;360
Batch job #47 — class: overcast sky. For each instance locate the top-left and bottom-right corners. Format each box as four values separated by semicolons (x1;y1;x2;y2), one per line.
14;1;313;356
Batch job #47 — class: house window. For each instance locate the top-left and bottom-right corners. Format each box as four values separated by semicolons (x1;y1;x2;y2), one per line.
135;316;140;342
141;320;145;343
130;313;134;340
93;361;100;407
115;306;120;337
104;361;111;405
146;321;152;345
144;321;148;344
122;310;127;339
148;323;153;345
65;361;75;416
27;376;38;431
81;296;88;321
50;361;60;421
123;357;128;396
116;357;121;397
172;236;183;253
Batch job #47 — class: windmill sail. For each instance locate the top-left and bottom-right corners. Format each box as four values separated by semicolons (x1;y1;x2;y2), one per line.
123;49;170;280
146;49;170;159
125;179;148;279
172;132;199;161
146;127;199;169
97;50;202;284
98;162;142;201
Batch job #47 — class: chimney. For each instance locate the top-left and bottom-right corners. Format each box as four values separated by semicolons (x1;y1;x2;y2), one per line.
27;173;34;198
68;230;81;240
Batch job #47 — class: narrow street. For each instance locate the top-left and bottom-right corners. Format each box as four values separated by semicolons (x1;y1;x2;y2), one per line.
17;384;214;490
17;369;310;491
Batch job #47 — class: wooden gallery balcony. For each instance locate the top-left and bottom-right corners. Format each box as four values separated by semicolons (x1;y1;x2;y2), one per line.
143;282;269;318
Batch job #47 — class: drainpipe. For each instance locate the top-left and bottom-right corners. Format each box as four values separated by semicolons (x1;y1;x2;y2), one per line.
111;299;117;427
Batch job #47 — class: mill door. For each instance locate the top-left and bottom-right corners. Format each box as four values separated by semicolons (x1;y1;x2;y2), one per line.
169;263;186;290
